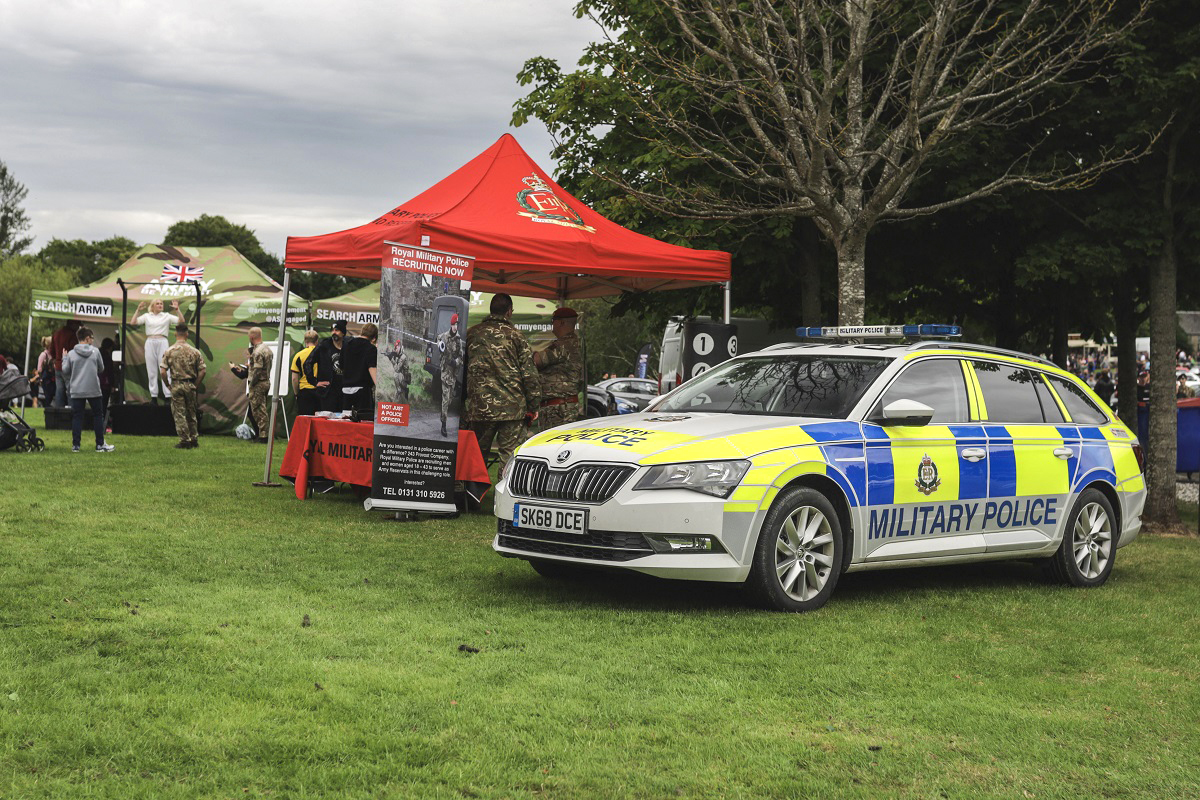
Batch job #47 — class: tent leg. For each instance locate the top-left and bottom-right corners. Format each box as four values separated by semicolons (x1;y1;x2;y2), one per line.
723;281;731;325
20;314;33;418
255;268;291;488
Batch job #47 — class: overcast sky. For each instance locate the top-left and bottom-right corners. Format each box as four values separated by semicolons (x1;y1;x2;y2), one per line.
0;0;599;258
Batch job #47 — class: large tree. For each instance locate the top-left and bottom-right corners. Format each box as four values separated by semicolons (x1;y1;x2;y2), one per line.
518;0;1145;325
0;159;33;257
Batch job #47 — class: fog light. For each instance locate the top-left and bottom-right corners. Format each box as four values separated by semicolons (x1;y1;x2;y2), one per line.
647;535;718;553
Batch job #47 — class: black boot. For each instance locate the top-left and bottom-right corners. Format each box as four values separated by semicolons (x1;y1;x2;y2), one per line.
440;419;448;437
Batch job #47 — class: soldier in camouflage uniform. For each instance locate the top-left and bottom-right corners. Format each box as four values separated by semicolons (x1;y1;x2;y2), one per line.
160;323;206;449
438;314;464;437
232;327;273;442
387;340;411;402
535;307;585;433
465;294;540;471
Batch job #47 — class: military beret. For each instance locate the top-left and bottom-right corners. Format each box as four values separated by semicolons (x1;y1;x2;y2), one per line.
552;307;578;320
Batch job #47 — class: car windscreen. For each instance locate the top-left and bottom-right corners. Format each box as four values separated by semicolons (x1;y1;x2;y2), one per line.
656;355;891;418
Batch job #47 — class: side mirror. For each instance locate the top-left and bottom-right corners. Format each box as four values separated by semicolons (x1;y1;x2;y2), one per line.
879;398;935;427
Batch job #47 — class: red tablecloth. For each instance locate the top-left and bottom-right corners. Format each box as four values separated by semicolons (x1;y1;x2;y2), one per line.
279;417;490;501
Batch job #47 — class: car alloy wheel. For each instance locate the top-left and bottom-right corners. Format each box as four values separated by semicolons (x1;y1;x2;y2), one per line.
748;486;844;612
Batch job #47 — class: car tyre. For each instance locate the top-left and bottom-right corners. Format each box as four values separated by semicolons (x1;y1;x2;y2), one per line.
585;402;606;419
747;486;844;612
1048;487;1117;587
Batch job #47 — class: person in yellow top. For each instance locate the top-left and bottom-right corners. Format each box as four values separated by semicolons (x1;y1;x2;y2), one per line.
290;329;321;416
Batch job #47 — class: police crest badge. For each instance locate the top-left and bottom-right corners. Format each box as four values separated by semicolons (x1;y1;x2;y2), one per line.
516;174;596;232
915;453;941;495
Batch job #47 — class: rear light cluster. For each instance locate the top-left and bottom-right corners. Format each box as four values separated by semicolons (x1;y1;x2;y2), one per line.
1132;441;1146;473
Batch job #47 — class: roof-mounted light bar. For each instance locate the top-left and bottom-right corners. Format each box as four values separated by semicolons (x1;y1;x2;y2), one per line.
795;324;962;339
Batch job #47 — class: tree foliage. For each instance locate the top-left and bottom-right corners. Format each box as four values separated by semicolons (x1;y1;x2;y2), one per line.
0;255;77;363
38;236;139;286
517;0;1146;325
0;159;33;258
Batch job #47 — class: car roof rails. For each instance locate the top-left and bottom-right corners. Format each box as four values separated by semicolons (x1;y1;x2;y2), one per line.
909;340;1056;368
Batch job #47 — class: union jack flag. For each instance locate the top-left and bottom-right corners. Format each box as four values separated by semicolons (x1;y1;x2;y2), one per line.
161;263;204;282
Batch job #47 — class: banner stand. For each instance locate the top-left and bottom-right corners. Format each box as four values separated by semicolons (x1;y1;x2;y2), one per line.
255;267;291;488
364;241;473;515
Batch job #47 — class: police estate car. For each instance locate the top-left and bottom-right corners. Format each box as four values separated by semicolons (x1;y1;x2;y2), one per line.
493;326;1145;612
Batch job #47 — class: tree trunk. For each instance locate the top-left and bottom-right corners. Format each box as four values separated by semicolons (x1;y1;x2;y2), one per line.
836;234;867;326
1144;131;1182;527
1112;277;1139;432
796;220;822;326
1051;292;1069;368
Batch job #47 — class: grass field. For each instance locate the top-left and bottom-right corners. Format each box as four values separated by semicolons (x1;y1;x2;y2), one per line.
2;409;1199;799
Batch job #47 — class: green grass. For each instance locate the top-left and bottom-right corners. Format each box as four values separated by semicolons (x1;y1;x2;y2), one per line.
2;409;1199;798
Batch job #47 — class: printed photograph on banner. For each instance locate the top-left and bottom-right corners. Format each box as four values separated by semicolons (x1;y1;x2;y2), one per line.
377;269;469;440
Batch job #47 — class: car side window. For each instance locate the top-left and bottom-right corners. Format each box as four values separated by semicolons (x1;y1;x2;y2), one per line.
609;381;630;393
1034;375;1066;423
633;382;657;395
973;361;1045;423
1046;375;1109;424
873;358;969;423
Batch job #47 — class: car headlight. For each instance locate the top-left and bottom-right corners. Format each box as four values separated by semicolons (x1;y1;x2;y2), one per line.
634;460;750;498
614;398;637;413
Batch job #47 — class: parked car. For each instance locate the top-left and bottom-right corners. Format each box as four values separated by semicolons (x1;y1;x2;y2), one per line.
585;377;659;417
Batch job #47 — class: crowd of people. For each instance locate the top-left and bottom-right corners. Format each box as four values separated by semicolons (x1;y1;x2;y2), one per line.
1065;347;1198;407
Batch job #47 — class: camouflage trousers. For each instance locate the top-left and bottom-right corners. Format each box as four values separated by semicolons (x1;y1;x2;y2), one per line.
471;419;528;474
536;401;581;434
170;381;199;443
440;375;458;425
249;382;270;438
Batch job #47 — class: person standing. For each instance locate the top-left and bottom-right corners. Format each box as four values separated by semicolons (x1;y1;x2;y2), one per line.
290;329;321;417
50;319;80;408
340;323;378;417
35;336;55;408
62;326;115;453
231;327;273;442
131;298;184;404
161;323;206;449
314;320;347;412
535;307;585;432
465;294;540;472
438;313;464;437
1176;373;1195;399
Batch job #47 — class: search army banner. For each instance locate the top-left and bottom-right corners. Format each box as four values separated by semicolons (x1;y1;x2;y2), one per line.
366;242;472;514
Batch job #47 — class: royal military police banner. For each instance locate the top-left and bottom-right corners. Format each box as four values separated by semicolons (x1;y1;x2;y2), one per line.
367;242;473;513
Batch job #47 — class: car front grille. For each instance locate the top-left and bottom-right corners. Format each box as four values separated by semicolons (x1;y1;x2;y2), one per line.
508;459;635;504
496;519;654;562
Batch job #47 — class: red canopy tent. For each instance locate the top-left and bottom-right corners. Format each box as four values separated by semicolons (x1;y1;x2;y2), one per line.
258;134;730;486
283;133;730;299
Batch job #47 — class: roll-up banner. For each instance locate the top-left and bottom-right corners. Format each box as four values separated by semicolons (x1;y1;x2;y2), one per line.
365;242;472;514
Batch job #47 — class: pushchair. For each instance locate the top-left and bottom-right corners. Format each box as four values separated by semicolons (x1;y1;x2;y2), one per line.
0;372;44;452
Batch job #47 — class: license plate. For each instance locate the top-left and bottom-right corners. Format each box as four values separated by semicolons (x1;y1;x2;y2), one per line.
513;503;588;535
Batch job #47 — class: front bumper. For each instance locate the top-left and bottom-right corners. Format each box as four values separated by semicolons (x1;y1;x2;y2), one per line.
492;473;756;582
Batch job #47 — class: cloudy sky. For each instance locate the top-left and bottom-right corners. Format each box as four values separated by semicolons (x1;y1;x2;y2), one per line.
0;0;599;258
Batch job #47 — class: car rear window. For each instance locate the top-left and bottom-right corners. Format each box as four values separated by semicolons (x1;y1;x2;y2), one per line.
1046;375;1110;424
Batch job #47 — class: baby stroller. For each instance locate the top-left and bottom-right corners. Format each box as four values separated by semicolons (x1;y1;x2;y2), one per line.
0;372;44;452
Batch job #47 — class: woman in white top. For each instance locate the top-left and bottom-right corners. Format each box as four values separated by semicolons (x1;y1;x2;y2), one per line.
131;298;184;402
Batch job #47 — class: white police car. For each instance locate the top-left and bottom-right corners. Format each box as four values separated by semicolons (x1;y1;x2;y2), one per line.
493;326;1145;611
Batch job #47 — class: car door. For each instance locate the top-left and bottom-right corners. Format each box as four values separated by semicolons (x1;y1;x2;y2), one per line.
862;357;988;562
968;359;1071;552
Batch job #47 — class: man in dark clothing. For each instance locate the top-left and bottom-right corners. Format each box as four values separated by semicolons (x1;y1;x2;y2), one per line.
314;320;347;412
1093;371;1115;406
51;320;81;408
341;323;378;416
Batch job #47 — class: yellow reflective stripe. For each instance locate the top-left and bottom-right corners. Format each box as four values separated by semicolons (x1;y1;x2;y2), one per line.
1109;443;1141;483
724;503;760;513
1120;475;1146;493
1007;425;1069;495
888;429;962;504
760;486;780;510
963;363;988;421
728;486;767;505
961;361;980;420
1041;375;1071;422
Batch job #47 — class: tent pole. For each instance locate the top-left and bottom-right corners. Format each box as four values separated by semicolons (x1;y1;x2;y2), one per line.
723;281;731;325
20;314;33;418
118;280;128;405
256;268;290;487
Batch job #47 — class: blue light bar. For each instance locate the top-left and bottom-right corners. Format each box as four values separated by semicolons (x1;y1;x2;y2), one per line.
795;324;962;339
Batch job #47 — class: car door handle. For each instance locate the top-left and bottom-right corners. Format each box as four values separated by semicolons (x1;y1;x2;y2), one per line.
1053;447;1074;460
961;448;987;462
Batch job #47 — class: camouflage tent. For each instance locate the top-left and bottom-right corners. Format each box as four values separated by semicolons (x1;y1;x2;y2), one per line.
310;284;556;348
30;245;308;434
